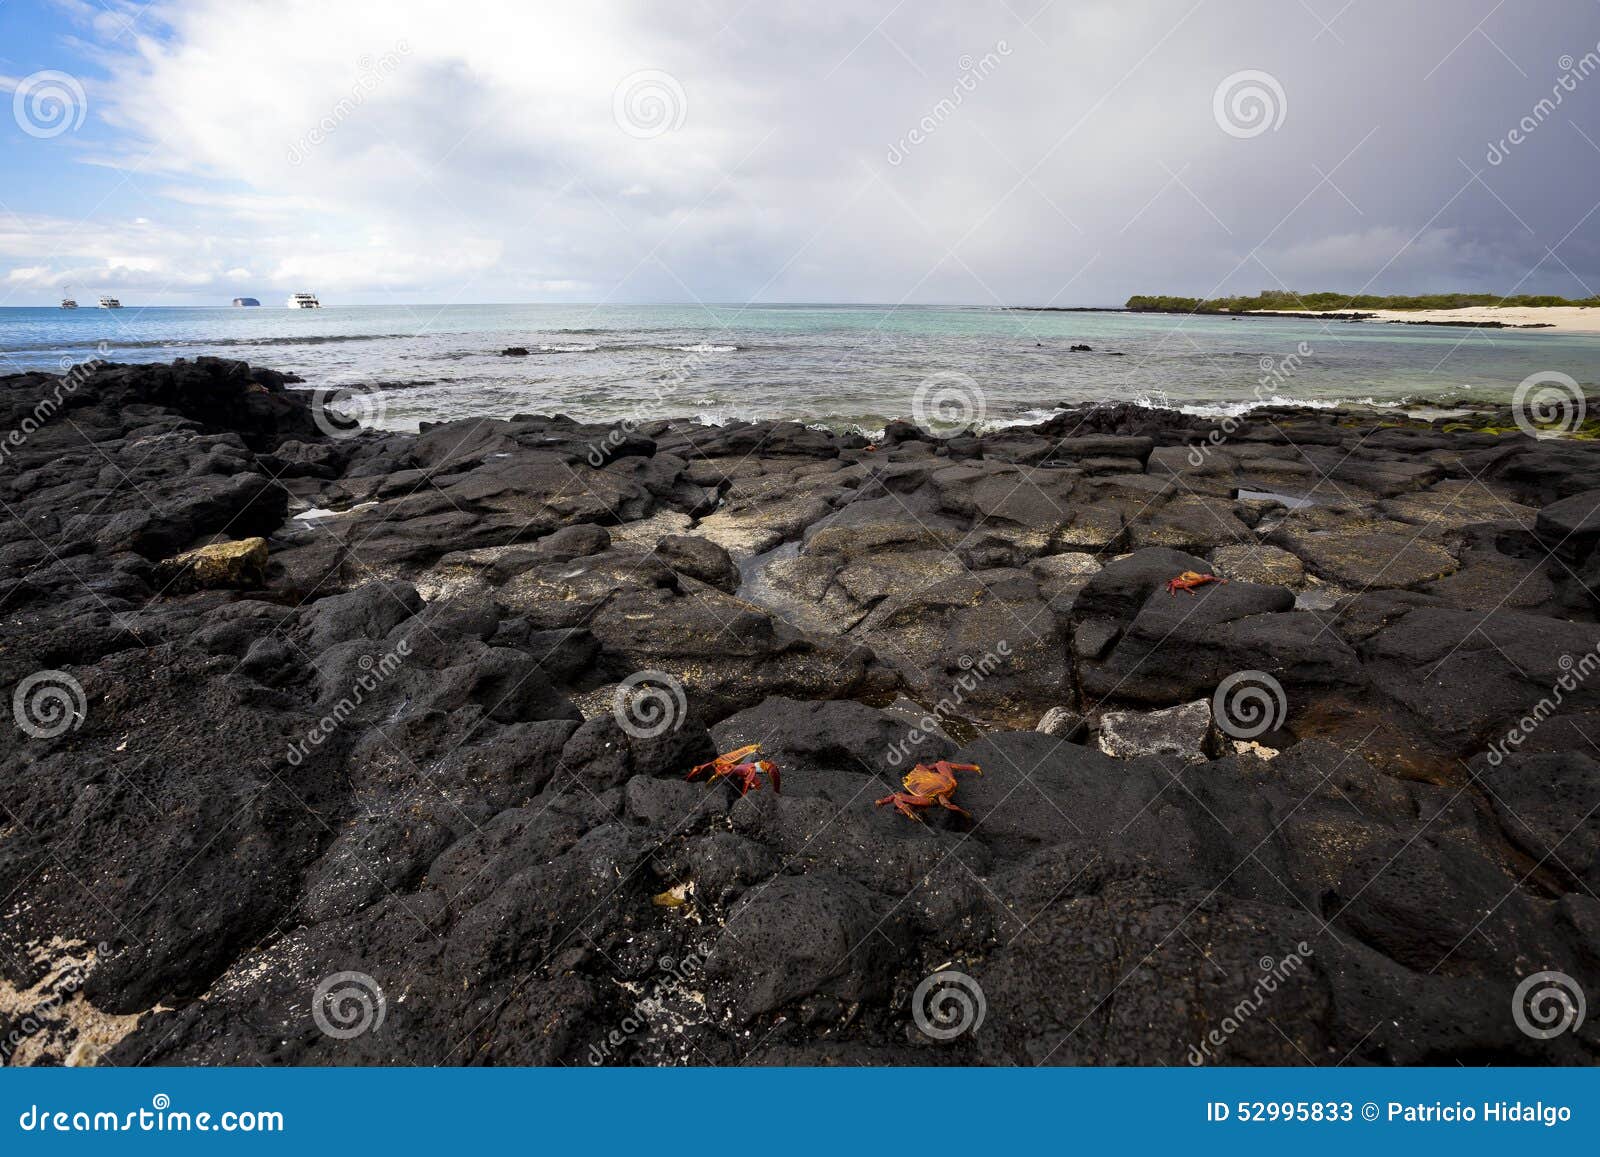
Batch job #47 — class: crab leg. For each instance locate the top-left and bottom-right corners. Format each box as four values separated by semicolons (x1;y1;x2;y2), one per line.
894;798;926;821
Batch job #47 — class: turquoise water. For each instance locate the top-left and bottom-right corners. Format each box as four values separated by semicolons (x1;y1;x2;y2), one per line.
2;303;1597;430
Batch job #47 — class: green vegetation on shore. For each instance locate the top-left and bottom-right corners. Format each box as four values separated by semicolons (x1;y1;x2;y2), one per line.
1123;290;1600;313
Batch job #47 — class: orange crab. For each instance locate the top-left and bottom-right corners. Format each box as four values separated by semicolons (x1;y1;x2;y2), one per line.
1166;570;1227;596
875;760;982;821
686;743;781;796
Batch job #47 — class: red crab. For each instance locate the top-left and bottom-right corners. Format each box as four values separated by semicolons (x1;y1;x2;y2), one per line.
875;760;982;821
1166;570;1227;596
686;743;781;796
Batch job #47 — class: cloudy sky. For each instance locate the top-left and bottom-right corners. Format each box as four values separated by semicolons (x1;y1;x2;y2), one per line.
1;0;1598;306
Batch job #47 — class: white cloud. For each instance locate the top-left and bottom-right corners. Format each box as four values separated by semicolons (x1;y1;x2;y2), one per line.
4;0;1596;303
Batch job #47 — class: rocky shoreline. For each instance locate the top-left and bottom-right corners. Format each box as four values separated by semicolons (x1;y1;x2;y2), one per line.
2;357;1598;1066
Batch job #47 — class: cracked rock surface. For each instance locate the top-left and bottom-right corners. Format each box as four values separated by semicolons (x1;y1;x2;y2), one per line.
2;359;1597;1066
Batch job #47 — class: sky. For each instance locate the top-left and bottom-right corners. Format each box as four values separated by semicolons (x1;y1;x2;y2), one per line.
0;0;1598;307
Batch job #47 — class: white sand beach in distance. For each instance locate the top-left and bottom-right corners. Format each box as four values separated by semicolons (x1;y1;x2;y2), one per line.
1252;306;1600;333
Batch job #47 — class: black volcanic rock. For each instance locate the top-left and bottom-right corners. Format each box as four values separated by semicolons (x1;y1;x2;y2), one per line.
655;534;740;592
2;358;1598;1068
1535;488;1600;561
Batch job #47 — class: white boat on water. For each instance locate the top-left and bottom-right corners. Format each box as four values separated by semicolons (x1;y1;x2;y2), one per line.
286;292;321;309
60;287;78;309
98;296;122;308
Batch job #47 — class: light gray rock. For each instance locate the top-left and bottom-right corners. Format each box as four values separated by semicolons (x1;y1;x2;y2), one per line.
1036;706;1086;741
1097;699;1214;762
1211;543;1305;588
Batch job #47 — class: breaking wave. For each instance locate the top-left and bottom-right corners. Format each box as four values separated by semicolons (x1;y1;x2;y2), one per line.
1172;395;1406;418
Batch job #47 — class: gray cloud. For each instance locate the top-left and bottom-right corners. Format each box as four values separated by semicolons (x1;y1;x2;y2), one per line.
8;0;1600;303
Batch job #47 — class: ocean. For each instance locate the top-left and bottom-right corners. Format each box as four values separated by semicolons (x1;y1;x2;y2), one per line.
2;302;1597;432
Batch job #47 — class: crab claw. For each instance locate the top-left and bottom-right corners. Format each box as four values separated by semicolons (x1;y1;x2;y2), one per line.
729;760;764;796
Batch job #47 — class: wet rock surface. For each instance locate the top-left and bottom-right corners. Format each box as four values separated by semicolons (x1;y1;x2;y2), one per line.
1;360;1597;1066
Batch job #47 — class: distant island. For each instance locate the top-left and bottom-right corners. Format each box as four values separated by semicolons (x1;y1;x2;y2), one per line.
1122;290;1600;313
1013;290;1600;333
